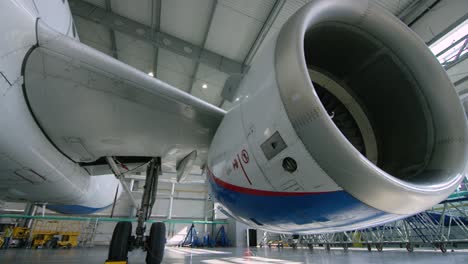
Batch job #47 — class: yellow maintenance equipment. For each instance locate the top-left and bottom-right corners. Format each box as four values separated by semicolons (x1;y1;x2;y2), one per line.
12;227;29;239
56;232;80;248
8;227;31;248
30;220;82;249
31;231;57;249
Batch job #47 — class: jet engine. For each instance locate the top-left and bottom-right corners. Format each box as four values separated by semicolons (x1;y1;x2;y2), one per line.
207;0;468;233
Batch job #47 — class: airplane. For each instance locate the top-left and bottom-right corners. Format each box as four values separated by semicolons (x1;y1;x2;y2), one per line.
0;0;467;263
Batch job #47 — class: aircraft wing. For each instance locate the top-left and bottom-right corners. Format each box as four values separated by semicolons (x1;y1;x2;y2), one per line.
22;21;225;167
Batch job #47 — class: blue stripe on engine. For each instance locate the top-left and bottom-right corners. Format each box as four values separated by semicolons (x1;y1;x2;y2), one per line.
208;171;392;231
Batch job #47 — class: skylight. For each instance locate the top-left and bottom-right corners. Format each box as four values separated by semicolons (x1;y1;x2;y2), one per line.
430;19;468;67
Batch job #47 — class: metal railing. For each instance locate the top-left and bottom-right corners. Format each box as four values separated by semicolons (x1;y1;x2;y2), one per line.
261;187;468;252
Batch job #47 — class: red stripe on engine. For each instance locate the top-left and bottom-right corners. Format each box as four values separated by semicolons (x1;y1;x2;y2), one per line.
237;154;252;185
207;168;335;196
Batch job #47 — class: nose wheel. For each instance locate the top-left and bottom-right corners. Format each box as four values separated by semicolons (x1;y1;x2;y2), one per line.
106;157;166;264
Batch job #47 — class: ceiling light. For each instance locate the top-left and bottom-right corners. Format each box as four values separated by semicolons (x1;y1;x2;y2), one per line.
202;83;208;89
148;72;154;77
235;97;240;101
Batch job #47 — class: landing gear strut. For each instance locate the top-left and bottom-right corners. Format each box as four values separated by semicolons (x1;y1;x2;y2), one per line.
106;157;166;264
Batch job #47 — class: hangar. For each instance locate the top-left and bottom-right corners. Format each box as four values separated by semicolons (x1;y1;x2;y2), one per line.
0;0;468;263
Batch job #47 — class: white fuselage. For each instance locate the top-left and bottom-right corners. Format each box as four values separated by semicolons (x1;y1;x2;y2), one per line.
0;0;120;213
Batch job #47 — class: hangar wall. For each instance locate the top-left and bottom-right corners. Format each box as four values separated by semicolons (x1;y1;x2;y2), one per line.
0;180;229;246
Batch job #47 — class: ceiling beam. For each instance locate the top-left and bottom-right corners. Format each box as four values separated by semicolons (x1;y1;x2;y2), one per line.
109;30;118;59
243;0;285;66
188;0;218;94
217;99;225;108
398;0;440;26
151;0;161;78
219;0;285;106
105;0;118;59
455;75;468;88
68;0;246;75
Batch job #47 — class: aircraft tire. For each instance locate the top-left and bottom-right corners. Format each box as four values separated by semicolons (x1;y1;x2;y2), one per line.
146;222;166;264
108;222;132;261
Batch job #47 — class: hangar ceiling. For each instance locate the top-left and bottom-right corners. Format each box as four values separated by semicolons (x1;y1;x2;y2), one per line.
69;0;420;111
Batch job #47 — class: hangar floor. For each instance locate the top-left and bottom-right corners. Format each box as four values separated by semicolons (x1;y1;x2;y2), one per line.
1;247;468;264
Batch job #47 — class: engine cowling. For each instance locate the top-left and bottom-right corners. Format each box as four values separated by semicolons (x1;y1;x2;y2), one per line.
207;0;467;233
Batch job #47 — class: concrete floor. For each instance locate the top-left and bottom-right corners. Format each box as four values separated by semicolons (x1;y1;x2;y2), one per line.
1;246;468;264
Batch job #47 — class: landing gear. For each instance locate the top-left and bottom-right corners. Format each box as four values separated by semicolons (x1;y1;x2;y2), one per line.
106;157;166;264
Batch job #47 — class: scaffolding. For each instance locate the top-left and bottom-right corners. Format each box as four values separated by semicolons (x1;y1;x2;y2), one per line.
294;209;468;252
79;218;100;248
269;180;468;252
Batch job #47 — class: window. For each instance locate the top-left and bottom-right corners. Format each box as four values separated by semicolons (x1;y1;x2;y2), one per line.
430;19;468;68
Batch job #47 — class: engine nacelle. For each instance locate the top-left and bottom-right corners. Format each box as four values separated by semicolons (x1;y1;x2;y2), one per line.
207;0;467;233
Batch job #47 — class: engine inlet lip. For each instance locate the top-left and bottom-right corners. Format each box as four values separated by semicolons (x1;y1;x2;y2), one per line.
274;0;467;215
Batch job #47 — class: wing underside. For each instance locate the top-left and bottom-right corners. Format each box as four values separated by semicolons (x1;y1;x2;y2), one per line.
23;21;225;168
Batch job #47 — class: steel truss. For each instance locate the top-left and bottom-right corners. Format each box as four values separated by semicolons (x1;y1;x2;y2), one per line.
263;184;468;253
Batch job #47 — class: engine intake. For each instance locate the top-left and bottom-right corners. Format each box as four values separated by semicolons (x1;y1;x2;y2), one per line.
275;0;467;214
